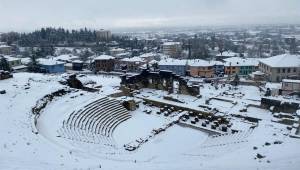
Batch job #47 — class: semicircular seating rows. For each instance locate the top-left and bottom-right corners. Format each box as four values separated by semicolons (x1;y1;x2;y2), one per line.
200;129;254;148
186;129;254;158
57;97;131;149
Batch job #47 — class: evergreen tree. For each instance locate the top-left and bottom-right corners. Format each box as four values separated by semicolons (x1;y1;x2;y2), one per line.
0;56;11;71
152;62;159;71
28;53;40;73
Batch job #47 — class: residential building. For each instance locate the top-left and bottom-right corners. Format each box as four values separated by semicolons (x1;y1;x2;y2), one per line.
259;54;300;82
223;57;259;76
3;56;21;68
93;55;115;72
0;45;12;55
162;42;182;58
38;58;65;73
2;56;28;72
188;59;214;78
159;58;187;76
224;64;239;75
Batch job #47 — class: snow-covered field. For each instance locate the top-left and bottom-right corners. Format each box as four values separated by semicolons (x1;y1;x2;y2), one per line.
0;73;300;170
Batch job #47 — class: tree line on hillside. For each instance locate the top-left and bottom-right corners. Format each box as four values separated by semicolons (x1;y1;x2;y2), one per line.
0;28;150;53
0;28;109;47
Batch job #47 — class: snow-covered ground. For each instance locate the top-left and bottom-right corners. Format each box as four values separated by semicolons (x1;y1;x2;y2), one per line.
0;73;300;170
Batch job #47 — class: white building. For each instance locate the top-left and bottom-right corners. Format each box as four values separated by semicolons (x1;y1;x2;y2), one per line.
259;54;300;82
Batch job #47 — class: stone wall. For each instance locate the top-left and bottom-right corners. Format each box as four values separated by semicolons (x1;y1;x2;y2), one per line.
261;97;299;113
121;69;200;96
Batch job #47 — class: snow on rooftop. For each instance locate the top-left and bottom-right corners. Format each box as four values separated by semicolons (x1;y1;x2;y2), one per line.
72;60;83;64
115;52;131;57
0;44;11;48
55;54;79;61
159;58;225;67
224;57;259;66
121;56;145;63
139;52;157;58
64;63;73;67
188;59;214;67
259;54;300;68
282;79;300;83
149;60;158;65
94;55;115;60
210;60;224;65
38;58;64;65
159;58;187;66
21;57;31;65
12;65;28;70
3;55;20;62
163;42;181;46
110;48;125;52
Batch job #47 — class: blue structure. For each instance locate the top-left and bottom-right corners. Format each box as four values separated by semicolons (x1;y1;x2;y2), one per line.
158;59;187;76
39;59;65;73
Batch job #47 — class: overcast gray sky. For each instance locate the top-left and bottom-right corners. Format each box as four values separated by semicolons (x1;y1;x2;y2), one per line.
0;0;299;32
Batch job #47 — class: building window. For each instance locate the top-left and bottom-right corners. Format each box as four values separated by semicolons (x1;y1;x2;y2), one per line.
288;68;290;73
282;68;285;73
294;68;297;72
